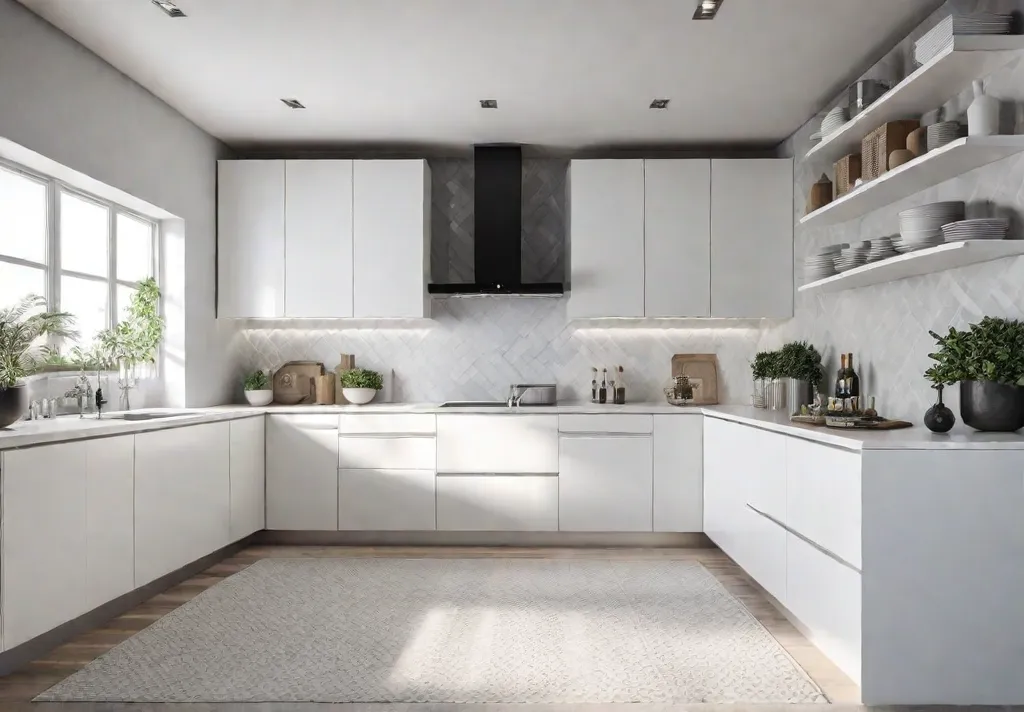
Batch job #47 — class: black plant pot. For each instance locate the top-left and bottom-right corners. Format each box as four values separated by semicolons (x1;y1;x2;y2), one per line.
924;385;955;433
960;380;1024;432
0;385;28;429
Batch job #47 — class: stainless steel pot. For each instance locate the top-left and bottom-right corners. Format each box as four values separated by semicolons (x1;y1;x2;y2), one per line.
764;378;787;412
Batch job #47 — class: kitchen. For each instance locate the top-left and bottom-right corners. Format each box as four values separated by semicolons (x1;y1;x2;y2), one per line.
1;0;1024;709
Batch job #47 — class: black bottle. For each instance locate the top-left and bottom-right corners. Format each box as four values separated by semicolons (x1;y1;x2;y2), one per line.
599;368;608;404
924;385;955;433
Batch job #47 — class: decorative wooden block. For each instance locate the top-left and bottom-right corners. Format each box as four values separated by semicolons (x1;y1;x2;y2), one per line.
862;120;920;180
833;155;861;198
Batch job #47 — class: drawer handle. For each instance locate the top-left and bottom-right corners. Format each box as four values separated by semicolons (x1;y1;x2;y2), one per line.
338;433;435;439
558;432;651;438
436;472;558;478
745;503;861;573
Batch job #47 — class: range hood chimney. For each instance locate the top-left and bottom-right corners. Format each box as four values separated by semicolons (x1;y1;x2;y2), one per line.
428;145;564;296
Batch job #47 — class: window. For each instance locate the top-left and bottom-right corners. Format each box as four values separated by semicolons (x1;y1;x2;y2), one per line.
0;161;158;356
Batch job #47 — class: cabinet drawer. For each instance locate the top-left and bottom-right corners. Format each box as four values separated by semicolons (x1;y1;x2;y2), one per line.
338;413;435;435
338;436;435;470
559;414;652;434
741;506;788;606
436;415;558;474
745;427;787;523
339;469;435;531
436;475;558;531
787;437;861;569
787;532;862;684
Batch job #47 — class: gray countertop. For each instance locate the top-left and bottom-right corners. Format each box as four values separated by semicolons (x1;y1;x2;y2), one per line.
1;402;1022;452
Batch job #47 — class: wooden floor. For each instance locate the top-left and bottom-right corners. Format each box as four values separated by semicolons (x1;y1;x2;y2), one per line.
0;545;865;711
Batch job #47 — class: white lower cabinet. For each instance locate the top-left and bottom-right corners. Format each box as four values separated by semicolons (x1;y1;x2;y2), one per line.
1;442;89;650
229;416;266;541
266;414;339;530
339;469;436;530
652;414;703;532
436;415;558;474
85;436;136;610
558;435;653;532
134;423;231;587
436;475;558;531
741;507;788;605
338;436;435;470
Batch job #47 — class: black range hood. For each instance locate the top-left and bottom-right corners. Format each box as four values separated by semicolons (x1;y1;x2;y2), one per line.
428;145;563;296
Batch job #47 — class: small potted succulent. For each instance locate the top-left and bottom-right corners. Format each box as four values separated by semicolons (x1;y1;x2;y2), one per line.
340;368;383;405
926;317;1024;432
243;369;273;406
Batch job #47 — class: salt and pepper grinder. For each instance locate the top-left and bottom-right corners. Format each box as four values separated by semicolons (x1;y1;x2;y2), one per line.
614;365;626;405
599;368;608;404
590;367;598;403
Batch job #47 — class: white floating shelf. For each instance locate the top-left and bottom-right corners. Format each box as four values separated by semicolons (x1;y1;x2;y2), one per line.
799;240;1024;294
800;136;1024;227
805;35;1024;167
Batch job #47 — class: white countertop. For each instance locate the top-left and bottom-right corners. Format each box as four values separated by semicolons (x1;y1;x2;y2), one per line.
1;402;1022;451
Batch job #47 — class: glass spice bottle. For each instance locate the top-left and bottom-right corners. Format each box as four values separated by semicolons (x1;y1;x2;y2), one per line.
599;368;608;404
614;365;626;404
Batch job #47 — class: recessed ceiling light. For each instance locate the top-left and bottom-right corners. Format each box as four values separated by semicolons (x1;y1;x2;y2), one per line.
281;98;306;109
151;0;186;18
480;99;498;109
692;0;723;20
649;99;670;109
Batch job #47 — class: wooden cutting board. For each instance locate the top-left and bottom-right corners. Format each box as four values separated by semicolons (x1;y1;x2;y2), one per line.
671;354;720;405
272;361;324;405
825;418;913;430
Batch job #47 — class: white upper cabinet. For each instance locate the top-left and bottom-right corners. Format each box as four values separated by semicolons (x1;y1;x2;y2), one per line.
644;160;712;317
218;160;285;318
568;159;645;318
284;160;354;318
353;160;431;318
710;158;793;318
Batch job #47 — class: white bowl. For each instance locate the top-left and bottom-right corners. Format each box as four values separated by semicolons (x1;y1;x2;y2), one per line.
342;388;377;405
244;390;273;406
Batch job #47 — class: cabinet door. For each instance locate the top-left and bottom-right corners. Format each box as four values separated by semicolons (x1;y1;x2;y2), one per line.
230;416;266;541
135;423;231;587
436;475;558;531
353;160;429;318
436;415;558;474
710;159;793;318
644;159;711;317
703;417;746;556
339;469;435;530
2;443;88;649
558;435;653;532
652;415;703;532
285;160;353;317
217;160;285;318
85;436;135;610
744;426;787;524
266;415;339;530
568;159;645;318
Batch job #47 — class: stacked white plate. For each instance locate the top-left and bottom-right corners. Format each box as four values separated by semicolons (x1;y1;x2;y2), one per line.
926;121;962;152
914;14;1013;65
941;218;1009;242
896;201;965;252
833;241;871;272
866;236;899;262
803;243;845;283
821;107;848;136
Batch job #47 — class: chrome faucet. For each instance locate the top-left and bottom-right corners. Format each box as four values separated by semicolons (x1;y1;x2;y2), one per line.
506;384;553;407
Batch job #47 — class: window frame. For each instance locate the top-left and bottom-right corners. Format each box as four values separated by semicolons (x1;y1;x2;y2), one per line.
0;157;159;359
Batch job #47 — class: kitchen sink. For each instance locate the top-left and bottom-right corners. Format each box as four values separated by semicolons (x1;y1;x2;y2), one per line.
438;401;511;408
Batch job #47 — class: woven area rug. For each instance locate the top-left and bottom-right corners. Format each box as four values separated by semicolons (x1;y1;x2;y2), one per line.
37;558;826;704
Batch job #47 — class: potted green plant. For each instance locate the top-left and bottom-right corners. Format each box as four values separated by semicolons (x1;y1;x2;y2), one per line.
779;341;824;412
0;295;77;428
752;350;786;410
925;316;1024;431
339;368;383;405
243;369;272;406
96;278;164;410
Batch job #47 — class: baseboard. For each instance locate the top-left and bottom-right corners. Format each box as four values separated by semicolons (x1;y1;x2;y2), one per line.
0;534;257;677
258;530;713;548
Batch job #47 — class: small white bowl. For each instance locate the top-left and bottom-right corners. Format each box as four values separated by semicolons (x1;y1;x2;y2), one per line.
244;390;273;406
342;388;377;405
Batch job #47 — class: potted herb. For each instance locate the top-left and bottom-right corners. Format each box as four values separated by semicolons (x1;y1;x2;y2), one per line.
243;369;273;406
0;295;77;428
779;340;824;412
96;278;164;410
751;350;786;410
340;368;383;405
925;317;1024;431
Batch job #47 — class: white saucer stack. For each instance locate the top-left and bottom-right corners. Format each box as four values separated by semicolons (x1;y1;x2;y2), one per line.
914;13;1013;65
926;121;962;152
866;236;899;263
941;218;1009;242
896;201;965;252
833;241;871;272
803;243;845;283
821;107;848;137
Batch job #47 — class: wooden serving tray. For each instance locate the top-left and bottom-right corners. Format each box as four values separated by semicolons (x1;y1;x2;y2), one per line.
825;416;912;430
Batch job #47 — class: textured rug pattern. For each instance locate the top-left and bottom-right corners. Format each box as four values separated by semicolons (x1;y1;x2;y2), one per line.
37;558;826;704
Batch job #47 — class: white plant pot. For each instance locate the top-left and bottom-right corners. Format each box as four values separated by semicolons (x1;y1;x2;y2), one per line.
244;390;273;406
342;388;377;405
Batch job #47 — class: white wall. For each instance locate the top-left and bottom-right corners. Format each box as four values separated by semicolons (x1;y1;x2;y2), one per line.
0;0;232;407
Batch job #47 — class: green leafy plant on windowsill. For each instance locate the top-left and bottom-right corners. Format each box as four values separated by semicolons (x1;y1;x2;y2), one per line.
340;368;383;390
0;295;78;389
96;277;164;369
925;316;1024;387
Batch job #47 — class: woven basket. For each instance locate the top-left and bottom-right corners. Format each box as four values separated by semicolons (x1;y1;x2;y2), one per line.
833;154;861;198
862;120;919;180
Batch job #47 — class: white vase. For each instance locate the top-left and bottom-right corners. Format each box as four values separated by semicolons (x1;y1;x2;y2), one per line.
967;80;999;137
244;390;273;406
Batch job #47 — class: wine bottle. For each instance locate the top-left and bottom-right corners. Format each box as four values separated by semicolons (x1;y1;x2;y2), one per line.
846;352;861;398
834;353;848;399
614;365;626;405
